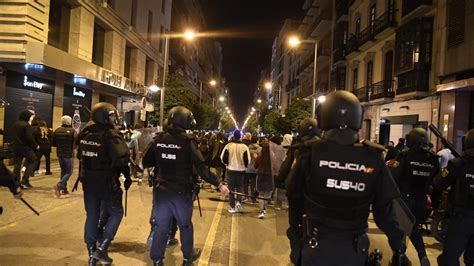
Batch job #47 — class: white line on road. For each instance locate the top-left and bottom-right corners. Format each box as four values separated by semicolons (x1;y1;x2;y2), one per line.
198;199;224;266
229;211;239;266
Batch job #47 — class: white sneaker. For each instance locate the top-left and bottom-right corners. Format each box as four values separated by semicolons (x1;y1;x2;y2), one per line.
258;211;265;219
228;207;237;214
235;203;243;213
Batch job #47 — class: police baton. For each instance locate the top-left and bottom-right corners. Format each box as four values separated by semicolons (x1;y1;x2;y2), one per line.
229;191;269;201
196;193;202;217
124;189;128;217
21;198;40;216
428;124;461;158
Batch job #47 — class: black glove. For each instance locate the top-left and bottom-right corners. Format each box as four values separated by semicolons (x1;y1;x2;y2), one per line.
390;250;411;266
124;178;132;190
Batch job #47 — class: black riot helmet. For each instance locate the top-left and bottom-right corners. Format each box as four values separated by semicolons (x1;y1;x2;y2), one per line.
317;91;363;145
168;106;196;130
298;118;320;138
91;102;120;127
405;128;429;148
464;129;474;156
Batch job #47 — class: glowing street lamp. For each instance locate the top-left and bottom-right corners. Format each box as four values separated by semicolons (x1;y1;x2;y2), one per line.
148;84;160;92
184;30;196;41
318;95;326;103
209;80;217;86
219;96;225;102
257;99;262;104
288;36;302;48
264;82;272;90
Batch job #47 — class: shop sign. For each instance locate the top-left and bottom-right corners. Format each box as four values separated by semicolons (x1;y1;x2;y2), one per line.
100;69;150;96
6;71;54;94
101;70;123;88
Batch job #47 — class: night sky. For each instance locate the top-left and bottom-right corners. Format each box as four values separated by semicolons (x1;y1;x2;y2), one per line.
200;0;305;123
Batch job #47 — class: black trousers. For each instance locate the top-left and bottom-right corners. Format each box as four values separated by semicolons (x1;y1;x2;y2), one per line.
13;149;36;183
438;212;474;266
34;150;51;173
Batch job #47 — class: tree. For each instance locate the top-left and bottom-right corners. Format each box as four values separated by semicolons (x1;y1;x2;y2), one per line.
244;116;259;134
193;103;220;130
280;99;311;133
220;115;235;132
262;109;281;135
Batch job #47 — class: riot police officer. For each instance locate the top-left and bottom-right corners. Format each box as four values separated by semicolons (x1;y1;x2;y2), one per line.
142;106;229;266
275;118;320;264
289;91;410;265
387;128;439;266
435;129;474;266
77;102;132;265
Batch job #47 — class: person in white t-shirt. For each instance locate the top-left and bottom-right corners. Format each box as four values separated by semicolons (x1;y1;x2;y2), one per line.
437;142;455;168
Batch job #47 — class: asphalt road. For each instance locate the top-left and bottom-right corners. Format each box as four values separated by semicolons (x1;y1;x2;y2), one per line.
0;162;443;265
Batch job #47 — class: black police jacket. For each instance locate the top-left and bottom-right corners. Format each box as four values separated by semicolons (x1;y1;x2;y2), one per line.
290;138;406;251
142;129;221;193
434;155;474;211
388;147;439;218
77;123;130;181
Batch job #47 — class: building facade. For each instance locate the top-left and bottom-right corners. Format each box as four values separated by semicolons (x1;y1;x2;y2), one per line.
169;0;223;106
331;0;442;146
436;0;474;151
0;0;172;142
291;0;332;105
270;19;300;111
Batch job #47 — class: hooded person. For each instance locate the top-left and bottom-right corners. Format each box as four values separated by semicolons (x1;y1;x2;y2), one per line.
52;115;76;198
11;109;38;188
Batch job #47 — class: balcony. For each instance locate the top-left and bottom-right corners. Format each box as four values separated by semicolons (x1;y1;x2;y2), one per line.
374;8;396;39
370;80;395;103
297;48;331;77
354;86;369;103
336;0;349;21
395;69;430;98
345;34;359;58
402;0;433;18
358;25;375;50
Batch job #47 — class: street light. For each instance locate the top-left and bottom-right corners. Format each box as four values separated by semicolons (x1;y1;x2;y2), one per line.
317;95;326;103
257;99;262;104
148;84;160;93
160;30;199;127
219;96;225;102
210;80;217;86
265;82;272;90
200;79;218;104
288;36;319;119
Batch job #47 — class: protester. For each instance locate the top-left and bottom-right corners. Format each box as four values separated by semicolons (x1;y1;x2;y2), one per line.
385;140;400;162
395;137;406;152
122;124;142;179
208;132;226;182
437;142;455;168
243;134;261;204
254;137;273;219
52;115;76;198
33;119;53;176
12;109;38;189
220;130;250;213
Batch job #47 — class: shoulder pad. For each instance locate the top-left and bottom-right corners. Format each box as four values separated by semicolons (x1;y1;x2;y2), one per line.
360;140;385;153
303;136;322;147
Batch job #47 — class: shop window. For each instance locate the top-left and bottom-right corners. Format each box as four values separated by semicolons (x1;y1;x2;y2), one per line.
447;0;465;48
92;23;106;67
48;0;70;52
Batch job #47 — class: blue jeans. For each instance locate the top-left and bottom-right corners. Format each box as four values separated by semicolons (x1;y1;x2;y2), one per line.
58;157;73;190
227;170;244;208
150;188;194;261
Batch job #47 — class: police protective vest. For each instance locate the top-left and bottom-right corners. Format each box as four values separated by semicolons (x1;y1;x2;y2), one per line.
78;124;129;176
304;139;389;230
151;132;196;191
396;148;439;199
451;156;474;210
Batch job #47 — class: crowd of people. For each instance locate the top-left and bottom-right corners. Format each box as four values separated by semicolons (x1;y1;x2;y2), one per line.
0;89;473;266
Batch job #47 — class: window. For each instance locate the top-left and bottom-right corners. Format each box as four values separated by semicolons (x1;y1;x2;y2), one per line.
161;0;166;14
159;26;165;53
369;4;376;31
130;0;138;27
352;68;358;91
48;0;70;52
147;11;153;42
384;51;394;81
355;17;361;35
107;0;115;8
92;23;106;66
447;0;465;48
124;46;132;78
366;61;373;86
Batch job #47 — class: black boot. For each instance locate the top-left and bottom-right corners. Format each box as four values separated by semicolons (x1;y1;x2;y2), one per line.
87;244;97;266
91;238;113;264
182;248;201;266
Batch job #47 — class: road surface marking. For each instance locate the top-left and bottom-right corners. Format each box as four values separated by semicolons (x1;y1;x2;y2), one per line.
198;199;224;266
229;211;239;266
